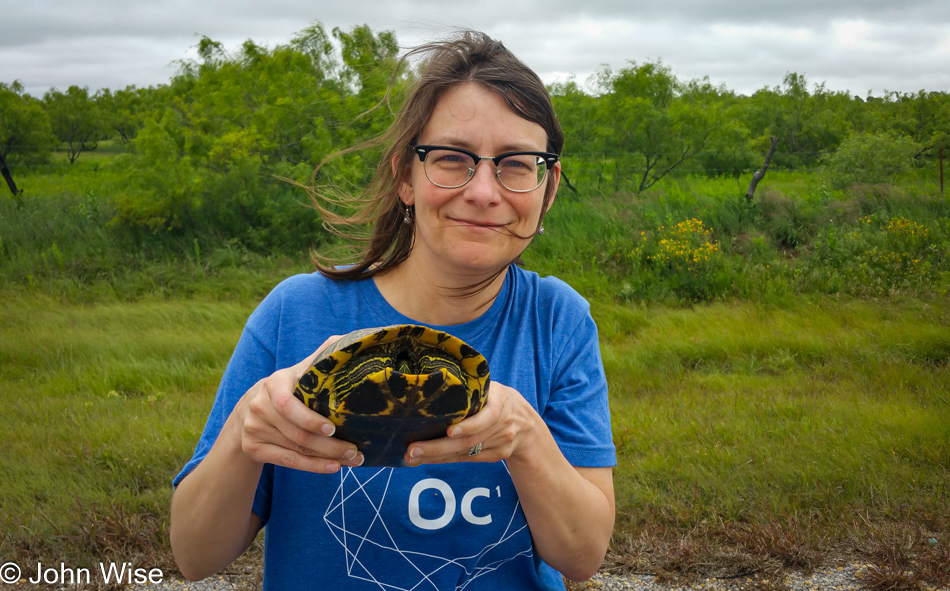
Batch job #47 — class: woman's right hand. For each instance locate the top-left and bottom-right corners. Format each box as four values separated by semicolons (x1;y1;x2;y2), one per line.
233;335;365;473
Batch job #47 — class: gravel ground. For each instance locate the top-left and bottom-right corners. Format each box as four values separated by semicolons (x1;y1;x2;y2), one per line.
584;563;948;591
128;575;243;591
125;562;948;591
590;564;873;590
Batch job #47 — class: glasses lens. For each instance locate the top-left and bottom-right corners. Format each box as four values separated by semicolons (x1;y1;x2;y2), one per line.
423;149;476;188
497;154;547;192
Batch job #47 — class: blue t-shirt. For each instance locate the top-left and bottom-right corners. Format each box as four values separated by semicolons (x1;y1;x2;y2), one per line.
175;265;615;590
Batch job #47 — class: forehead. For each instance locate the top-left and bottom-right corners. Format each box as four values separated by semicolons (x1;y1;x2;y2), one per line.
418;82;547;151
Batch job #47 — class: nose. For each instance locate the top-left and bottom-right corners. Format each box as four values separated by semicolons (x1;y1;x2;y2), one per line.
463;159;502;208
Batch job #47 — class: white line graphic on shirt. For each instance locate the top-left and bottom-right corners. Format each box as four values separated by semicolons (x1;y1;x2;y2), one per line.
323;463;532;590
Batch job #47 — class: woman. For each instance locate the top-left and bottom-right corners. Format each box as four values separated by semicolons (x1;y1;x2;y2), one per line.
170;30;616;590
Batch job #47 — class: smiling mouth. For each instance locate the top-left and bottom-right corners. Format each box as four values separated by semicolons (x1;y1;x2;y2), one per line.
450;218;507;229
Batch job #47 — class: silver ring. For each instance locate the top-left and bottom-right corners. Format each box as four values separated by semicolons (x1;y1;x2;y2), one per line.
468;442;483;456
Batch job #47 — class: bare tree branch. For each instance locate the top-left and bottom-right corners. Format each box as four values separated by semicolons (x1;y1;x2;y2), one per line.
746;136;778;202
0;151;21;196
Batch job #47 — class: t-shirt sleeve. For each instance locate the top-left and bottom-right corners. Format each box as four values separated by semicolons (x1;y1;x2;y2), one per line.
544;296;616;468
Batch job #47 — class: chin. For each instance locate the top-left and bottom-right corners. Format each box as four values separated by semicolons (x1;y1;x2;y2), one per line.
444;250;512;275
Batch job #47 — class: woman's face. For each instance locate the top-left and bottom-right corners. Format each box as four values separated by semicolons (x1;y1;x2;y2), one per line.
399;82;559;279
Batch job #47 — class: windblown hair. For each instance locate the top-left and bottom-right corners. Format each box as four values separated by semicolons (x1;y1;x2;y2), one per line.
309;30;564;281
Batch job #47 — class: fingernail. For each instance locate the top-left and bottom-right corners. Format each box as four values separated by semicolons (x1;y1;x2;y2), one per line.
343;449;357;461
410;447;423;458
449;426;462;438
355;453;365;467
322;423;335;436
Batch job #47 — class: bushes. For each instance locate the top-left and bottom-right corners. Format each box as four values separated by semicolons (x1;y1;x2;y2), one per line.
7;163;950;304
797;215;949;296
536;174;950;304
823;132;922;188
107;118;328;253
613;218;732;302
0;158;323;300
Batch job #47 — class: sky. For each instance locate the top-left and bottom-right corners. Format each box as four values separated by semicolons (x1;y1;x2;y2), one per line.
4;0;950;99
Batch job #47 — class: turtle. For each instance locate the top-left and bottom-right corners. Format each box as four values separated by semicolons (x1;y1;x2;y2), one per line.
294;324;490;467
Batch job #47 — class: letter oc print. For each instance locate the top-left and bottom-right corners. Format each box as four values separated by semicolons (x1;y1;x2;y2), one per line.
408;478;494;530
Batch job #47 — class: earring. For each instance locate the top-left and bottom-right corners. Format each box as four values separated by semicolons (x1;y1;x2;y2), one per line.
403;204;412;224
538;224;545;235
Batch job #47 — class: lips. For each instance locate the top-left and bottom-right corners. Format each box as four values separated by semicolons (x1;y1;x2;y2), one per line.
449;217;507;229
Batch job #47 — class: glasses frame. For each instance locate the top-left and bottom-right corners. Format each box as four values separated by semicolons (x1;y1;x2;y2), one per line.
411;145;560;193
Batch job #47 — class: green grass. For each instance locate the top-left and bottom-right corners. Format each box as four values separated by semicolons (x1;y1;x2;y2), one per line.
595;298;950;526
0;293;255;564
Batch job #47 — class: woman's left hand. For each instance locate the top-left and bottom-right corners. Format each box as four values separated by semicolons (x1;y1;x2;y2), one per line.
402;379;615;582
404;381;540;465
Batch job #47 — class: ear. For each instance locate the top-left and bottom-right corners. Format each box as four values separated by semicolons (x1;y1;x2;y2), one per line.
392;153;414;206
543;161;561;214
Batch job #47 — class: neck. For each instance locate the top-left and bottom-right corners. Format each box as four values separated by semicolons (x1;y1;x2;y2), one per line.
373;260;508;326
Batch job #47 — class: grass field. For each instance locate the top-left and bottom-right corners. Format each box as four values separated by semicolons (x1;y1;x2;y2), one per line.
0;293;253;567
1;161;949;589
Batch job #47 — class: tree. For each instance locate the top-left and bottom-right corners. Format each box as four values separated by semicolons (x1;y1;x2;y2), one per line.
333;24;399;99
96;85;160;142
109;22;406;248
694;108;756;178
550;78;605;193
0;81;57;196
742;73;852;168
746;136;778;201
876;90;950;160
164;22;400;165
599;61;713;192
678;77;743;177
44;85;104;163
110;116;199;231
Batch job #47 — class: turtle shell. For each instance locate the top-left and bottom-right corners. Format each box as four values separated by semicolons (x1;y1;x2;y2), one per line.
294;324;490;467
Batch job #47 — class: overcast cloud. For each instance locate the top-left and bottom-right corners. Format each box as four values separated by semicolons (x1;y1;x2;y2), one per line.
4;0;950;98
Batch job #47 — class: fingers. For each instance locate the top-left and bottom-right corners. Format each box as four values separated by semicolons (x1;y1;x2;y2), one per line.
405;430;487;465
242;390;364;472
237;338;365;473
449;386;504;438
405;382;524;465
247;388;353;456
246;441;350;474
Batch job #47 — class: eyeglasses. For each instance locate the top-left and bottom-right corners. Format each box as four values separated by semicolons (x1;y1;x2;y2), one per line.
412;145;559;193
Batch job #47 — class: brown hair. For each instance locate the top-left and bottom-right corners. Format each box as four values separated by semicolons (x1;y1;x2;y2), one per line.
309;29;564;281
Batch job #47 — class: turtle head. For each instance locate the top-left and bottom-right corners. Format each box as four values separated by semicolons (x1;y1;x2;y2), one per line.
392;346;417;375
